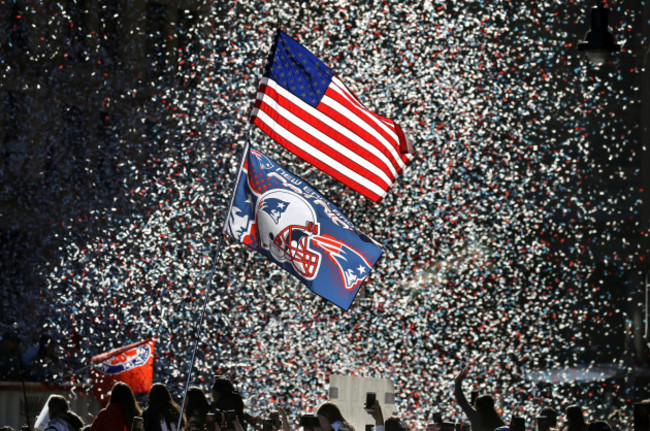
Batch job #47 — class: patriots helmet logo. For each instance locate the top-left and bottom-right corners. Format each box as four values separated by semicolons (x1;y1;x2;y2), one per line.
256;190;321;279
312;235;373;291
95;344;152;375
259;197;290;224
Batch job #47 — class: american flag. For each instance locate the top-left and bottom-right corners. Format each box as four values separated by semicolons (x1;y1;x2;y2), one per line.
251;31;415;203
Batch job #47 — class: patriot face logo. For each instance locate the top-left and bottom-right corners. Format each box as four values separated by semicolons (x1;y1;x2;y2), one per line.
312;235;373;291
259;197;290;224
256;190;321;279
95;344;152;375
227;204;253;242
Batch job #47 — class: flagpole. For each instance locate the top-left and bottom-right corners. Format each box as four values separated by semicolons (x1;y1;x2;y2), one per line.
60;364;91;380
176;141;250;431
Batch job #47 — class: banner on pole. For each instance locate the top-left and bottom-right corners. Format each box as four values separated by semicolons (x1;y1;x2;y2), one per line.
226;146;383;310
89;338;154;402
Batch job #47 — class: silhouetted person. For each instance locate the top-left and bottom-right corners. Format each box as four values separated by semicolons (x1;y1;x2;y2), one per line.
91;382;142;431
210;376;245;430
316;402;355;431
185;387;210;431
539;407;558;429
44;395;84;431
563;405;587;431
454;367;505;431
143;383;185;431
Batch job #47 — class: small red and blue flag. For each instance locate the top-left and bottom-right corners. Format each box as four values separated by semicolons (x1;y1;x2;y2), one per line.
89;338;155;402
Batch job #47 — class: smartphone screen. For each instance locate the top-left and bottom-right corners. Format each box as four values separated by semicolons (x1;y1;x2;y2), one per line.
365;392;377;411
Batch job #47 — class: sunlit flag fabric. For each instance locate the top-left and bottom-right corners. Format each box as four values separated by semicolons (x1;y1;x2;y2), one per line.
89;338;154;402
251;30;415;203
226;145;383;310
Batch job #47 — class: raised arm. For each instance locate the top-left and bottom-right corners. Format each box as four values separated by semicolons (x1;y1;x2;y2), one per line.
367;400;384;431
454;368;481;426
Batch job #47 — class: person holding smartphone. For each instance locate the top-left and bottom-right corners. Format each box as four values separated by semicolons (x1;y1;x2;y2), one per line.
364;397;384;431
185;388;210;431
210;376;246;431
454;367;505;431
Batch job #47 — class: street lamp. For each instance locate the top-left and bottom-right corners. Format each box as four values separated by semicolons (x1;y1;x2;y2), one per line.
578;1;620;66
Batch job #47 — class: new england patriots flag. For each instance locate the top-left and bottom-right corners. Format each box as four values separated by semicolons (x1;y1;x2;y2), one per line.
251;30;414;203
226;145;383;310
89;338;155;402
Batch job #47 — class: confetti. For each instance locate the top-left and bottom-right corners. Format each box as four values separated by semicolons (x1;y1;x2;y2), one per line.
0;1;646;429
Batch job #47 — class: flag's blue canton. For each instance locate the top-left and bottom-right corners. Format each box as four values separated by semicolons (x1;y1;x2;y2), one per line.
267;31;333;107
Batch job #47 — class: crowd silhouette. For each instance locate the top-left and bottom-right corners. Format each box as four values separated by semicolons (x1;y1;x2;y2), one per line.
2;369;649;431
1;325;648;431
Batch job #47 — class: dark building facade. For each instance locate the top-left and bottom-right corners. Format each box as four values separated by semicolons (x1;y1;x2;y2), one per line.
0;0;207;331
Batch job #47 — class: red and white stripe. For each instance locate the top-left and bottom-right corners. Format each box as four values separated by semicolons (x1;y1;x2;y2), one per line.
251;75;414;203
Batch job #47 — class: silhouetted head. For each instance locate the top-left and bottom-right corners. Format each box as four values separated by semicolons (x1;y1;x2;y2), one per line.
109;382;142;426
186;387;209;416
48;395;69;418
475;394;495;411
148;383;172;412
317;402;353;431
385;416;408;431
474;395;505;431
565;405;586;431
212;375;234;402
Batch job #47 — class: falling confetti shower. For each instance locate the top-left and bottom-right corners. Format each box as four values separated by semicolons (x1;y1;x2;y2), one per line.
1;0;647;428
